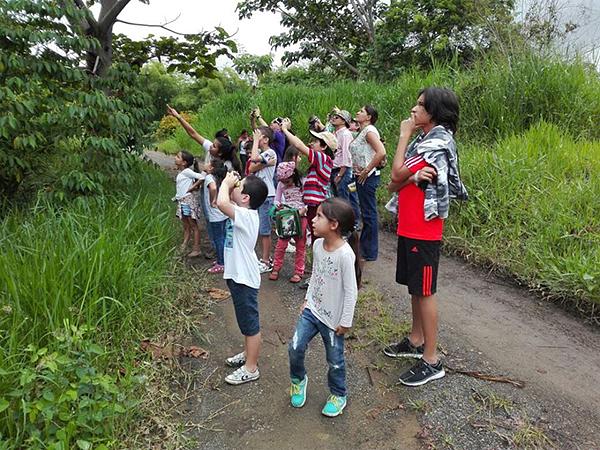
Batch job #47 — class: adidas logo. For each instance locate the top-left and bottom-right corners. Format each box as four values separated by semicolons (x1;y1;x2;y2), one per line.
411;246;419;253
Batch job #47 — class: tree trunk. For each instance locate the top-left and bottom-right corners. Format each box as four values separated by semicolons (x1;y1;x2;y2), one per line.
86;25;114;76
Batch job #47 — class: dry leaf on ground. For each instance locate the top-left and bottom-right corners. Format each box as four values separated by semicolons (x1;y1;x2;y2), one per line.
207;287;230;300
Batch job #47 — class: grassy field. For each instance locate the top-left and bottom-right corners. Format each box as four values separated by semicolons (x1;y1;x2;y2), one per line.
0;163;178;447
157;53;600;311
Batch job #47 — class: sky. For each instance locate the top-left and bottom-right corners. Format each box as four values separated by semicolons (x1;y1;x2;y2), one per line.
102;0;285;67
99;0;600;69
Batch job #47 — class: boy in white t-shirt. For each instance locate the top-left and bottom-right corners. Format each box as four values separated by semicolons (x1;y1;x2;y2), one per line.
216;172;268;385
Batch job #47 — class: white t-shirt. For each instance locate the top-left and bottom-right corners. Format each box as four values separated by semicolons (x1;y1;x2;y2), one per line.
175;168;204;199
306;238;358;330
202;174;228;222
223;205;261;289
202;139;213;165
255;148;277;197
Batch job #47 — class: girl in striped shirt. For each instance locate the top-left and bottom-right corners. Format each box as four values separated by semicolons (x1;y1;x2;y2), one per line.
281;119;336;246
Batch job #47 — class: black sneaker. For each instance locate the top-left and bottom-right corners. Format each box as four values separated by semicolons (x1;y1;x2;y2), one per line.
383;337;424;358
398;359;445;387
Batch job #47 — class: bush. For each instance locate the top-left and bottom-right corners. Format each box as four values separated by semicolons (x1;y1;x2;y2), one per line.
155;112;194;140
0;163;176;445
447;122;600;307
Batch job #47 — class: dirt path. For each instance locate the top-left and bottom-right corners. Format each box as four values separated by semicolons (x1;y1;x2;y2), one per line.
148;151;600;449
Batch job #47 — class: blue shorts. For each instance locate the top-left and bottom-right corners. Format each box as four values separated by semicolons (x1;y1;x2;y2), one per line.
226;279;260;336
258;196;274;236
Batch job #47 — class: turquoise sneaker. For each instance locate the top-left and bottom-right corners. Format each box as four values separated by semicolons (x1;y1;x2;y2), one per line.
290;376;308;408
321;394;347;417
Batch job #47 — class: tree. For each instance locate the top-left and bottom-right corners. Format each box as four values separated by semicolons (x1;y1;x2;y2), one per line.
59;0;236;77
357;0;513;76
112;29;237;78
237;0;384;78
0;0;153;202
233;53;273;85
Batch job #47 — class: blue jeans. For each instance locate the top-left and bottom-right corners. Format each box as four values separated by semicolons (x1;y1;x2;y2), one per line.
208;220;227;265
199;190;215;250
226;279;259;336
331;168;361;228
355;173;380;261
288;308;347;397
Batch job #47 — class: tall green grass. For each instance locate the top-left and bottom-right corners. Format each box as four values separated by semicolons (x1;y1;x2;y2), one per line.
0;163;176;446
160;53;599;157
446;122;600;307
156;51;600;311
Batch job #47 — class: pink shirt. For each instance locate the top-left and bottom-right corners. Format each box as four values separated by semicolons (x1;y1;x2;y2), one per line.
275;182;305;210
333;127;354;169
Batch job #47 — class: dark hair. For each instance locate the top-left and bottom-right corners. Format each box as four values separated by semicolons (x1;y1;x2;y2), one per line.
418;87;459;133
282;146;303;187
210;158;228;189
215;128;229;139
242;175;268;210
363;104;378;125
319;197;362;288
258;126;273;144
215;137;242;173
179;150;195;168
240;129;248;136
283;145;299;162
311;137;334;159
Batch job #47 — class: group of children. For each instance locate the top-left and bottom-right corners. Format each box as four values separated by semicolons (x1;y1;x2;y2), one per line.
168;89;464;416
170;105;362;417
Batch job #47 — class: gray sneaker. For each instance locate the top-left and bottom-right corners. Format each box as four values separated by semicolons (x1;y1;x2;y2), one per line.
258;260;273;273
225;365;260;385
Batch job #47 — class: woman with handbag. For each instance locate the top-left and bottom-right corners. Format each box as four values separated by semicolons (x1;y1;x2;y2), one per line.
349;105;387;261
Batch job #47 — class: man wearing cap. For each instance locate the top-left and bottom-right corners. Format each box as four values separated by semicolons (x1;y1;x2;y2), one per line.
330;110;361;227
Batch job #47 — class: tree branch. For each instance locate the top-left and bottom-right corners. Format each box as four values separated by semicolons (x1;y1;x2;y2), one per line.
59;0;98;34
115;13;192;36
98;0;132;33
275;6;360;76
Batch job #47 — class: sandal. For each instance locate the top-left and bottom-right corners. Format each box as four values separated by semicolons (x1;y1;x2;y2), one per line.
289;274;302;283
208;264;224;274
187;250;201;258
269;270;279;281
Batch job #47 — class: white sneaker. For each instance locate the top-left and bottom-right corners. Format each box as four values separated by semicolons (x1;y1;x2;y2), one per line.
225;351;246;367
225;365;260;385
285;242;296;253
258;260;272;273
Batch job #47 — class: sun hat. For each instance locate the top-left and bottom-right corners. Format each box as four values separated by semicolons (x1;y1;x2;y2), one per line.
334;110;352;126
277;161;296;181
309;130;338;151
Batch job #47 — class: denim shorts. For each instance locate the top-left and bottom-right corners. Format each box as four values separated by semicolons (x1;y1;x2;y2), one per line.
226;279;260;336
257;196;274;236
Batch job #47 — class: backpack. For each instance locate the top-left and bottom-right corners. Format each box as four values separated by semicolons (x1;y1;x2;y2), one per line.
270;205;302;239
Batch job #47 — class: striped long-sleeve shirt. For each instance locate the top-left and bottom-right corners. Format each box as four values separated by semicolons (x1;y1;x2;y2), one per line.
303;148;333;206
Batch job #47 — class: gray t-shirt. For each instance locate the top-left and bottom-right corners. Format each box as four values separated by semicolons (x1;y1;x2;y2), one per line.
255;148;277;197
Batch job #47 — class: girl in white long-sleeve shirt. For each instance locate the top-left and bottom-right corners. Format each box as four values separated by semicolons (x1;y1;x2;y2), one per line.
288;197;362;417
174;150;204;257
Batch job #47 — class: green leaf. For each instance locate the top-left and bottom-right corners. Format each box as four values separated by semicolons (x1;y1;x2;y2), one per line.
0;398;9;413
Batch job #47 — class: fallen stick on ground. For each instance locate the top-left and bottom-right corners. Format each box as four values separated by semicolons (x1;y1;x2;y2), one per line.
446;365;525;388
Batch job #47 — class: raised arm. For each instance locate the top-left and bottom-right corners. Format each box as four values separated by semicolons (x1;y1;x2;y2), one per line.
167;105;208;147
216;172;238;220
281;118;310;156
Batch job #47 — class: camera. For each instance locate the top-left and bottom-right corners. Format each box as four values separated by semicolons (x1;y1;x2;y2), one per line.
308;115;323;132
